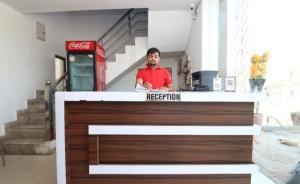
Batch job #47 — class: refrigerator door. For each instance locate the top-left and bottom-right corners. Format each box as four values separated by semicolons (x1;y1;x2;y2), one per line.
69;54;95;91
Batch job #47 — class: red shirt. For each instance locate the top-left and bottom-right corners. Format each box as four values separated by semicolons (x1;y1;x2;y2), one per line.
136;65;172;89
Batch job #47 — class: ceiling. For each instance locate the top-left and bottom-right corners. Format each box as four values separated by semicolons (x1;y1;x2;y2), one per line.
0;0;199;13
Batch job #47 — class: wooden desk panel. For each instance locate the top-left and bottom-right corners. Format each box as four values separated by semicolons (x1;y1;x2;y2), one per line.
70;174;251;184
64;101;254;184
65;102;253;126
88;135;253;164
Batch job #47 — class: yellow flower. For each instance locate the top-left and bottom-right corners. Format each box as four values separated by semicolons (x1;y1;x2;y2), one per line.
261;63;267;75
251;54;261;64
261;51;270;62
249;51;270;79
250;63;261;79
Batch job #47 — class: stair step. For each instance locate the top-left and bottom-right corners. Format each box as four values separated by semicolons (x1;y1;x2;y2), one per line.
17;109;28;122
12;124;45;129
4;120;19;129
27;98;45;105
27;112;48;124
6;124;47;138
106;36;147;84
17;111;48;125
2;138;46;144
36;90;45;99
28;107;46;113
27;99;46;112
2;138;54;155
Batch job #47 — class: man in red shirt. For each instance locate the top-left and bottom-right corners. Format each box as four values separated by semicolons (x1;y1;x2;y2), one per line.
136;47;174;91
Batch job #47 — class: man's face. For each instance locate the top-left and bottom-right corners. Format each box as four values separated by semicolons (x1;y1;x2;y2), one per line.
147;52;160;66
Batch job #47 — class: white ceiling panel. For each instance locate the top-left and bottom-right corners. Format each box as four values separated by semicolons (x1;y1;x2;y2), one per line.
0;0;199;13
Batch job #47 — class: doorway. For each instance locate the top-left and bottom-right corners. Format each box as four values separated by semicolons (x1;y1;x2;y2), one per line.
54;55;66;91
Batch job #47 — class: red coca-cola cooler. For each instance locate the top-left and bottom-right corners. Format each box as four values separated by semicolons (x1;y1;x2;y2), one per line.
66;41;106;91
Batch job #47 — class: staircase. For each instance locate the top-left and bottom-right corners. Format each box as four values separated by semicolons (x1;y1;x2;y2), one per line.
1;90;54;155
97;8;148;87
106;36;147;85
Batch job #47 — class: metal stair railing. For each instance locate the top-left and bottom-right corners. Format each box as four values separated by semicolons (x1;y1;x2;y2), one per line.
45;71;68;139
97;8;148;62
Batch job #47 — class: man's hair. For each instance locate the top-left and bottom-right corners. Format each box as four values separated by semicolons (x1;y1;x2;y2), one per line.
147;47;160;57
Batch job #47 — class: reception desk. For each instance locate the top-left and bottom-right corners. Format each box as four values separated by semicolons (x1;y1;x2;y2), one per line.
56;92;262;184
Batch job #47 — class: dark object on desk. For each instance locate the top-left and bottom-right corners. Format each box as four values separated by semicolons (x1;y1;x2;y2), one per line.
180;87;194;91
194;85;210;91
180;85;210;91
192;70;218;91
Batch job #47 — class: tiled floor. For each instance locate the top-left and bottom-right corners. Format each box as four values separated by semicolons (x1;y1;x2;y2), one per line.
0;154;56;184
253;127;300;184
0;153;275;184
252;172;276;184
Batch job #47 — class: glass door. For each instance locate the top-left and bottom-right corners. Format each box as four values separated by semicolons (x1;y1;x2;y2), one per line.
68;54;95;91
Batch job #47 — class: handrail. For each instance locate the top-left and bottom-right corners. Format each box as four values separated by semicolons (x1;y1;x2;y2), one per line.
102;18;133;46
101;12;147;46
45;71;68;139
97;8;148;62
97;9;134;43
105;28;147;61
52;72;68;90
103;18;147;47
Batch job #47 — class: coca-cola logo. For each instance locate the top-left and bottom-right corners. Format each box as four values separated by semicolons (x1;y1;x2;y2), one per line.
96;47;105;58
68;42;92;50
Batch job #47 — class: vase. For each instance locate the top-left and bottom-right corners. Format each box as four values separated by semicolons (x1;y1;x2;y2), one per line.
253;113;264;125
290;112;300;125
255;79;265;92
249;79;265;92
249;79;256;92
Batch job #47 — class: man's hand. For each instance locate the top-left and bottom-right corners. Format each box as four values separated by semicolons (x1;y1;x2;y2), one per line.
159;86;174;92
159;87;168;92
143;82;153;90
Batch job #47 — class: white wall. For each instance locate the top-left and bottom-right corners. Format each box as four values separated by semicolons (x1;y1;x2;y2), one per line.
148;10;192;52
107;58;179;91
186;0;219;73
66;10;126;40
186;3;203;72
218;0;227;78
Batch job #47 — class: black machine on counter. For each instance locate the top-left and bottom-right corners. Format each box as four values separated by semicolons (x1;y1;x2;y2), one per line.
192;70;218;91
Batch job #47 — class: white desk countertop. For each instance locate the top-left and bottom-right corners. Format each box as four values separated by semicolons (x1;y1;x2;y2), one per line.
55;91;264;102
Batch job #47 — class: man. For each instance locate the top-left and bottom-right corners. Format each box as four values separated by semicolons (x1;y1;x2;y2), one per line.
136;47;174;91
